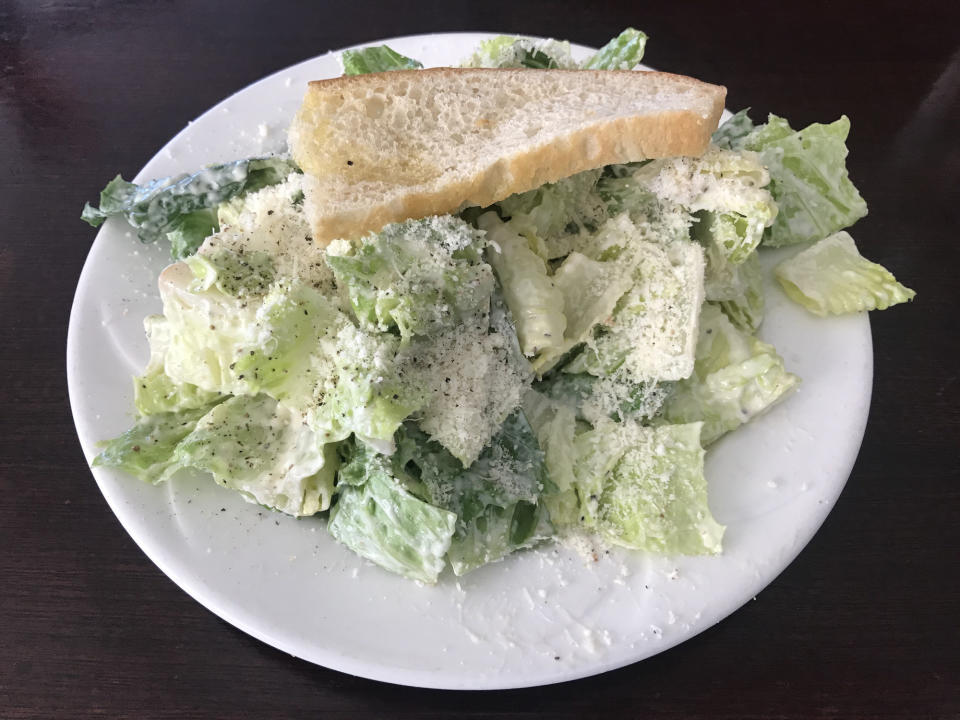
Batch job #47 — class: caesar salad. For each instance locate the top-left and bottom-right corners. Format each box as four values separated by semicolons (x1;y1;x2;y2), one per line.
81;30;914;584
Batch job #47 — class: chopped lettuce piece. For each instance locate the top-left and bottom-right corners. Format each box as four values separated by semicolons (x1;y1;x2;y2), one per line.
400;288;532;466
478;213;566;357
446;501;550;575
702;248;766;333
570;422;626;528
396;410;551;575
171;394;338;515
341;45;423;75
462;35;577;70
716;251;765;333
634;145;777;264
566;236;705;382
81;157;299;259
488;284;531;371
571;418;723;553
692;208;766;266
712;108;755;150
701;231;762;300
661;304;799;444
326;216;492;342
93;403;219;484
537;371;671;425
532;244;635;375
329;442;456;584
595;163;655;217
158;262;261;394
596;421;723;554
552;250;633;337
230;280;346;402
497;169;607;259
516;48;563;69
160;258;418;453
607;378;672;421
311;324;424;454
742;115;868;246
202;175;336;294
397;414;544;524
134;315;222;415
215;195;246;228
406;328;530;465
159;261;346;400
522;390;579;526
775;231;915;315
166;209;219;260
581;28;648;70
598;151;770;348
185;248;276;297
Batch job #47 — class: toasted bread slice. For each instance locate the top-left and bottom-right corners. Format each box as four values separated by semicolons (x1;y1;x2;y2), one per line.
289;67;726;244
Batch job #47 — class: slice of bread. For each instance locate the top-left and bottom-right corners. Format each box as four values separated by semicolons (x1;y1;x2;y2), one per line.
289;67;726;244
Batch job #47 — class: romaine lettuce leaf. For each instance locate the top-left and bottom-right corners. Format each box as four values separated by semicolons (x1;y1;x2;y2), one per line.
329;441;456;584
201;174;335;293
310;324;425;455
711;108;755;150
81;157;299;259
159;261;346;401
395;410;551;575
396;416;543;524
661;304;799;444
595;420;723;554
566;236;705;382
717;257;765;334
231;279;347;402
159;259;418;453
496;169;607;259
185;247;276;297
446;501;551;575
775;231;915;315
158;262;261;394
742;115;868;246
594;163;655;217
571;418;723;553
464;29;646;71
532;247;635;375
635;146;777;264
166;209;219;260
171;394;338;516
326;216;492;343
478;213;566;357
704;250;765;333
403;289;532;465
133;315;222;415
341;45;423;75
522;390;579;526
570;421;627;528
93;403;220;484
536;371;671;425
581;28;648;70
462;35;577;70
595;167;695;249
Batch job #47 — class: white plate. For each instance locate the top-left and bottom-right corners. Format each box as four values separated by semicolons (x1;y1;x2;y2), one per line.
67;32;872;689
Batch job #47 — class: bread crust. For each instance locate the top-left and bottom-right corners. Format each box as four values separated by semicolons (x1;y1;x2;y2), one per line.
291;68;726;244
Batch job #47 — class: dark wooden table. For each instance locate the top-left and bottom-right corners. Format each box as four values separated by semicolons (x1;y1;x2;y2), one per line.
2;1;958;717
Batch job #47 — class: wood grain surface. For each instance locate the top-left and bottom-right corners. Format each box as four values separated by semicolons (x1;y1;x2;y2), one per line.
1;1;957;717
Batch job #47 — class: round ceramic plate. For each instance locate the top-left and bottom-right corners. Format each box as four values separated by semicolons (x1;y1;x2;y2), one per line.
67;33;872;689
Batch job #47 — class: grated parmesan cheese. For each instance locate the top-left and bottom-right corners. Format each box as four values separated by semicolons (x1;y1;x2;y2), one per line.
409;319;530;467
199;174;337;294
